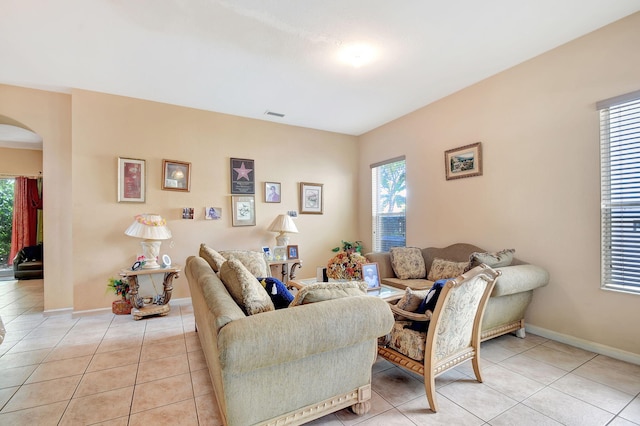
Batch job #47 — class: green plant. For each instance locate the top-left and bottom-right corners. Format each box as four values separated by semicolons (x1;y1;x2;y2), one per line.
331;240;362;253
107;277;130;299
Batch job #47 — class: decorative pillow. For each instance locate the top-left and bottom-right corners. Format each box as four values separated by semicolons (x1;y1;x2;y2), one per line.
409;279;448;332
258;277;294;310
199;244;226;272
389;247;426;280
219;259;274;315
220;250;270;277
468;249;515;269
427;258;469;281
289;282;366;307
394;287;430;321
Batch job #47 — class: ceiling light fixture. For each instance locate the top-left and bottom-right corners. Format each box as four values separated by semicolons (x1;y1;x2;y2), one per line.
338;43;377;68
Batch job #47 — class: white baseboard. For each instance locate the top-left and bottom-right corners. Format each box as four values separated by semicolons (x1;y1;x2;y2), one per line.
525;324;640;366
72;307;113;318
43;307;73;317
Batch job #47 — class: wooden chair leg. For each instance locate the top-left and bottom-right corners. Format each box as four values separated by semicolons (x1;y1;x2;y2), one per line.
425;374;438;412
472;356;483;382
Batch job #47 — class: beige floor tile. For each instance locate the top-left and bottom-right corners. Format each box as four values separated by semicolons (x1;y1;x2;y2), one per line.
92;416;130;426
187;349;207;371
335;389;394;425
1;375;81;412
486;333;547;353
0;400;67;426
521;345;594;371
74;363;137;398
489;402;562;426
191;367;214;397
44;341;99;362
136;353;189;384
185;332;202;352
573;357;640;395
195;393;224;425
550;373;635;414
129;398;199;426
609;416;640;426
25;355;91;384
131;372;194;413
541;339;597;358
139;338;186;362
620;395;640;424
0;364;38;389
0;348;50;369
86;346;141;372
398;394;484;426
25;325;73;339
482;364;546;402
59;385;134;425
500;353;568;385
523;387;614;426
142;326;186;346
0;386;18;407
438;380;518;421
372;356;395;374
372;367;425;407
96;333;143;354
305;412;344;425
481;341;519;363
6;334;63;354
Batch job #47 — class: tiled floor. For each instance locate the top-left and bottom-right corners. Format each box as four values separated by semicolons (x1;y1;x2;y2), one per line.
0;279;639;425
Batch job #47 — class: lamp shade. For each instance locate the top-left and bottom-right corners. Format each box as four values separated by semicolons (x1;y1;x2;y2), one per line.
268;214;298;234
124;214;172;240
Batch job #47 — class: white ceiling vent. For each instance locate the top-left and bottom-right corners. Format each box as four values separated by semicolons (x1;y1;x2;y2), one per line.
265;111;285;118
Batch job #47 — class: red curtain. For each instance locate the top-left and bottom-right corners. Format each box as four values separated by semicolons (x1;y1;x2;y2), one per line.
9;177;42;264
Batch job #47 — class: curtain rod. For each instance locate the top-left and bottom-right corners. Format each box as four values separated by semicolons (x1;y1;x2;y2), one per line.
0;173;42;179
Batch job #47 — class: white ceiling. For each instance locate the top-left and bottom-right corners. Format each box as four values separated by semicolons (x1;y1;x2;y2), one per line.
1;1;639;137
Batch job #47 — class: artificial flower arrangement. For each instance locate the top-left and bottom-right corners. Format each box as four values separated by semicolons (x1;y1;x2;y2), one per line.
326;240;368;280
107;277;130;300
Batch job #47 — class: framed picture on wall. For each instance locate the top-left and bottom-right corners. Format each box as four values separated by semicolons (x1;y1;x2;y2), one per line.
162;159;191;191
444;142;482;180
231;195;256;226
299;182;323;214
230;158;255;194
265;182;281;203
117;157;146;203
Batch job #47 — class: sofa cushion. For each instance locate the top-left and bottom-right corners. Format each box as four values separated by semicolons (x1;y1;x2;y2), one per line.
219;259;275;315
469;249;515;269
394;287;430;321
427;258;469;281
390;247;426;279
381;277;432;290
389;320;426;361
220;250;270;277
258;277;294;309
289;281;366;306
199;243;226;272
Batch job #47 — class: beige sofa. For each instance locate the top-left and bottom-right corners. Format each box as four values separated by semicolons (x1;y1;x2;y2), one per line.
185;255;394;426
365;243;549;341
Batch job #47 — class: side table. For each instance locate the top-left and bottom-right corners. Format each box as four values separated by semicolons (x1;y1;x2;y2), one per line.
119;265;180;320
268;259;302;283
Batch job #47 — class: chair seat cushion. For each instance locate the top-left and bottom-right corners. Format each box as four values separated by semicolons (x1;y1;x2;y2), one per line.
389;321;426;362
17;261;43;271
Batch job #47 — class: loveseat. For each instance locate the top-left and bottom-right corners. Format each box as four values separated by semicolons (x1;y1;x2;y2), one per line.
365;243;549;341
185;248;394;426
13;244;43;280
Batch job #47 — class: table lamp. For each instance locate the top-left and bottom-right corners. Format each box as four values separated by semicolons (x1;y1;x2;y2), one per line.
268;214;298;246
124;214;172;269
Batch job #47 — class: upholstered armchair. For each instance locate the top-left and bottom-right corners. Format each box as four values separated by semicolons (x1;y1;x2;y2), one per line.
13;244;43;280
378;264;500;412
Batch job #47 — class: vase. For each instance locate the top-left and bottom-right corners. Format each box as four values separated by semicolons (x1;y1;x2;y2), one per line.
112;298;132;315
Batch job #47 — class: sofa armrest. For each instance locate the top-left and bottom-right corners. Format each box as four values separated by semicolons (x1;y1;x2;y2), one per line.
364;252;396;278
218;296;394;374
492;264;550;297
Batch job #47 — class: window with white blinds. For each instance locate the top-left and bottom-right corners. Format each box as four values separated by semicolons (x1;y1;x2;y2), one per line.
371;157;406;252
598;89;640;294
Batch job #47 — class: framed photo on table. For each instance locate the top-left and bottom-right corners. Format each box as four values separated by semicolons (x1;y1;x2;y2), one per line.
118;157;146;203
299;182;323;214
287;245;299;260
362;263;381;291
444;142;482;181
231;195;256;226
162;159;191;191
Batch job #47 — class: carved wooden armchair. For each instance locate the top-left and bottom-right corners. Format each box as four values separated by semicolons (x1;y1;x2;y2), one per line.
378;264;500;412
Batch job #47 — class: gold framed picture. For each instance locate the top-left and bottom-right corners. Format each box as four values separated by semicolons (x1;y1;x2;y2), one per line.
444;142;482;180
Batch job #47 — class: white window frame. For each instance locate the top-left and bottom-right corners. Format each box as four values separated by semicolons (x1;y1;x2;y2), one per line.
598;89;640;295
371;156;406;252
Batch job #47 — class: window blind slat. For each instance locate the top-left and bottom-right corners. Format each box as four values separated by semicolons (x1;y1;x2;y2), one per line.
600;90;640;293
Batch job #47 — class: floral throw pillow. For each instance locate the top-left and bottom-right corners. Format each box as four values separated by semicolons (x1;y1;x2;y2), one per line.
427;258;469;281
468;249;515;269
390;247;426;280
220;250;270;277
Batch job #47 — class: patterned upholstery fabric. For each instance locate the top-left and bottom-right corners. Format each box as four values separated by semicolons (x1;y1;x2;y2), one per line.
289;281;366;306
390;247;426;279
468;249;515;269
389;321;426;361
427;257;469;281
219;259;275;315
220;249;270;277
199;243;226;272
394;288;429;320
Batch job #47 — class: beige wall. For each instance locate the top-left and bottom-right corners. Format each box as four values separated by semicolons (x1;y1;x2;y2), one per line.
0;84;72;311
359;13;640;355
71;90;359;311
0;148;42;176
